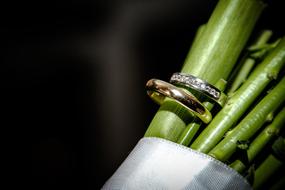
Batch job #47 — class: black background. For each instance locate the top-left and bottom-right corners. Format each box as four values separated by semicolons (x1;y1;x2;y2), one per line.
2;0;285;189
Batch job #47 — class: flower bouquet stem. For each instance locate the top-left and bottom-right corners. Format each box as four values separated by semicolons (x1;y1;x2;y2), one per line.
227;30;273;94
178;30;274;146
191;37;285;153
103;0;285;189
253;137;285;189
144;0;265;141
229;108;285;173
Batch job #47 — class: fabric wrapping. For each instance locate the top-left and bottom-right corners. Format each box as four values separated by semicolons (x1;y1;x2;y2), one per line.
102;137;252;190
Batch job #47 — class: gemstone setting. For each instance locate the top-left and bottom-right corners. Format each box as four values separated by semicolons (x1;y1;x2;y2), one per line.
170;73;221;99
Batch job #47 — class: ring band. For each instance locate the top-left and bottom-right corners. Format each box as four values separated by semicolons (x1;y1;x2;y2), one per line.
146;79;212;124
170;73;227;106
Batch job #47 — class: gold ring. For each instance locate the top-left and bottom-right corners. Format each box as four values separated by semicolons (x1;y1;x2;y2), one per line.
146;79;212;124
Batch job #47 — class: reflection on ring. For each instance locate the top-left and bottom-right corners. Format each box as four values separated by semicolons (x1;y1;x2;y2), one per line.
146;79;212;124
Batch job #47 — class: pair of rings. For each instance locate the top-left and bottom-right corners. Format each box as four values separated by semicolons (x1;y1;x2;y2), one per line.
146;73;227;124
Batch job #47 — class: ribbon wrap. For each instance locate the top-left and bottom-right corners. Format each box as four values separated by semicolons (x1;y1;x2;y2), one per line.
102;137;252;190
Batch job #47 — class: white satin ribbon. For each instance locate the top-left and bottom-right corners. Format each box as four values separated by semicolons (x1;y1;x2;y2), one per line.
102;137;252;190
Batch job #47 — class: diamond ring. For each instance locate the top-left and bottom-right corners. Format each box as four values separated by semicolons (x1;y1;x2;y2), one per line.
170;73;227;106
146;79;212;124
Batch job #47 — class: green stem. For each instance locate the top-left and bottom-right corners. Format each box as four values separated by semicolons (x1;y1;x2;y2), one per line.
181;24;205;68
208;77;285;161
177;122;200;146
191;38;285;153
177;79;226;146
144;0;264;141
230;108;285;173
253;154;283;190
188;24;206;53
182;0;264;82
144;99;194;141
228;58;255;93
248;109;285;161
251;30;273;46
253;137;285;190
228;30;272;93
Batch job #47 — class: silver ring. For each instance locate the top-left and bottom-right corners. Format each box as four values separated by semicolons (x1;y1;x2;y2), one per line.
146;79;212;124
170;73;227;106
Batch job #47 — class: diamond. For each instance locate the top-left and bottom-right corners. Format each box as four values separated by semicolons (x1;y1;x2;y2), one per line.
200;83;206;89
187;78;193;84
176;75;181;80
206;86;211;92
181;75;187;82
215;91;220;98
194;80;200;86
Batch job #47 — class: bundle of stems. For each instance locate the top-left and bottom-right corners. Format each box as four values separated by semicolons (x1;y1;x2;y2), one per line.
144;0;285;188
